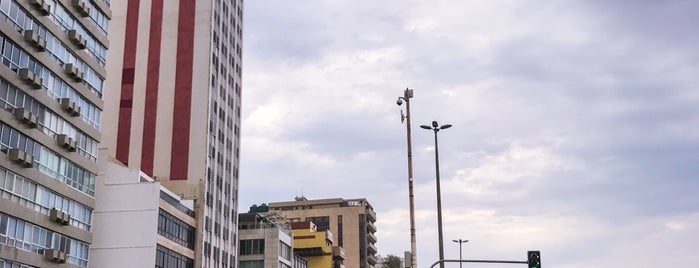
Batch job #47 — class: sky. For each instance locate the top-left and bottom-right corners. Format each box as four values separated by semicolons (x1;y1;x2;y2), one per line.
239;1;699;267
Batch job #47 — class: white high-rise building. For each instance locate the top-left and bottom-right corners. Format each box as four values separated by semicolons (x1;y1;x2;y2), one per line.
101;0;244;266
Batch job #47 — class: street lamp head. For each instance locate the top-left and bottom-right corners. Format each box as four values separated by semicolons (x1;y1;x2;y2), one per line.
440;124;452;130
420;125;432;130
432;121;438;128
396;98;403;106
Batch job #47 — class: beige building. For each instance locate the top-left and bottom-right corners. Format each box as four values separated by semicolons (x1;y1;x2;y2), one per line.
0;0;110;267
269;197;378;268
238;211;294;268
102;0;244;266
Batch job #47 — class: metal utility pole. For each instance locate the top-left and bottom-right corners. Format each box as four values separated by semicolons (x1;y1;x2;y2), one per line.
397;88;417;268
421;121;452;268
452;239;469;268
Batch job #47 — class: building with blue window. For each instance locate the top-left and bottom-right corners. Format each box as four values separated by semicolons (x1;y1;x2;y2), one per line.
0;0;110;267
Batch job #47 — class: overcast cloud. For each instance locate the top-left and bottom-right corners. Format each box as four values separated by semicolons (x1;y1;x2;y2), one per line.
240;1;699;267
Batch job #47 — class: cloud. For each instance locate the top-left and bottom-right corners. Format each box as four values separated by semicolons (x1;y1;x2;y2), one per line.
241;1;699;266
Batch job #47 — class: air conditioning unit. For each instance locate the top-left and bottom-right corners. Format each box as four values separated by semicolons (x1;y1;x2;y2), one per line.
44;248;61;262
18;68;43;89
71;0;91;17
13;108;38;128
8;148;33;168
29;0;51;16
50;208;71;225
23;30;47;51
64;63;84;82
56;134;78;152
61;211;71;225
58;250;67;263
67;29;87;49
60;98;81;117
49;208;63;222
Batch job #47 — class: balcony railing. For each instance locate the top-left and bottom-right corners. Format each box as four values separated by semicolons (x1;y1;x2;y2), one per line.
366;221;377;233
160;191;195;217
367;243;378;254
366;209;376;222
367;232;377;243
332;246;346;260
367;254;378;265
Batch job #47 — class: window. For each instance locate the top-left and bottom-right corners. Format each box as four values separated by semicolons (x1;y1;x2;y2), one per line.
0;258;39;267
0;122;96;196
0;166;92;231
337;215;343;246
155;245;193;268
0;213;89;267
279;241;291;260
239;260;263;268
157;209;195;249
306;216;330;231
239;239;264;255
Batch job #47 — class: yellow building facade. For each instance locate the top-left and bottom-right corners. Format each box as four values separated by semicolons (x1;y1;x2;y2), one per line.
291;221;345;268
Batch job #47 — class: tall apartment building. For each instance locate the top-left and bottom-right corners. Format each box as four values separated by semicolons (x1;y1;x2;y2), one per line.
269;197;378;268
103;0;244;267
0;0;110;267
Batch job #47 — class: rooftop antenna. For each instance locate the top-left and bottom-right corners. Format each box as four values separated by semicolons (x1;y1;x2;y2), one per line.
295;186;307;201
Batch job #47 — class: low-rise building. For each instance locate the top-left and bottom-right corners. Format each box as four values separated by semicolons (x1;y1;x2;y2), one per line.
290;221;344;268
238;210;294;268
90;154;196;267
269;197;377;268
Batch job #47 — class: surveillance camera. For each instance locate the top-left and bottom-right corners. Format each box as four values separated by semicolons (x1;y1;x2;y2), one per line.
396;98;403;106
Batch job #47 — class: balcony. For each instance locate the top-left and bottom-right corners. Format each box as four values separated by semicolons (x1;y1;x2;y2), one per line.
332;246;346;260
367;232;377;244
294;247;327;257
366;221;377;233
367;243;378;254
365;209;376;222
367;254;378;265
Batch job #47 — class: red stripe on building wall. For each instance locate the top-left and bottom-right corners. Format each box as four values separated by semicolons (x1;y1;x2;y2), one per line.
293;235;317;239
170;0;196;180
116;0;141;166
141;0;164;176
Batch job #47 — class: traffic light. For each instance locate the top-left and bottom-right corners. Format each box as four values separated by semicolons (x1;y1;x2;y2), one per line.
527;251;541;268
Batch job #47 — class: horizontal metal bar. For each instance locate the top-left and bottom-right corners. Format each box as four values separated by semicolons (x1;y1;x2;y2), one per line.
430;259;528;268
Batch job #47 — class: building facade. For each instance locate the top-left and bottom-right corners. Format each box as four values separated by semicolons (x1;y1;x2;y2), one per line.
269;198;378;268
0;0;110;267
289;221;345;268
90;153;196;268
238;211;293;268
103;0;244;267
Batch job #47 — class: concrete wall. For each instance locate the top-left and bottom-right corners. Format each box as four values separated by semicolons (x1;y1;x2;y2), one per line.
89;157;159;268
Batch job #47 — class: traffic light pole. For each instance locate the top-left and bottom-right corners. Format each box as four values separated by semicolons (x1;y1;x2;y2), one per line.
429;260;528;267
429;250;541;268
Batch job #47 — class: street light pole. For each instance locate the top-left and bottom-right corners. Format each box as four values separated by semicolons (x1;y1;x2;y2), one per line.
397;88;417;268
420;121;452;268
452;239;469;268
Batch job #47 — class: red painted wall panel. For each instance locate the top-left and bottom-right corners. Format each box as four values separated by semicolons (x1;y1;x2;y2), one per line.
116;0;141;166
141;0;165;176
170;0;196;180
